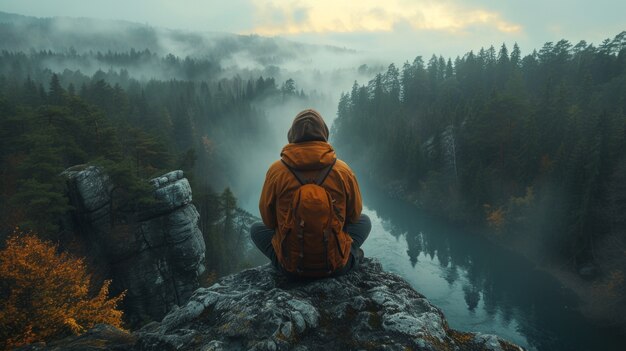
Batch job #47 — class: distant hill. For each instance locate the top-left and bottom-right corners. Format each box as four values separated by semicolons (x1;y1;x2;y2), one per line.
0;11;355;67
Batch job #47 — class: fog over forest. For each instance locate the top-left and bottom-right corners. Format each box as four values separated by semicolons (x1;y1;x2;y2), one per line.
1;8;625;351
0;11;394;209
0;11;391;272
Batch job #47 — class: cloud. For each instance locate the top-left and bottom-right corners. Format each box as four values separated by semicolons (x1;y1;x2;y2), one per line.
247;0;522;35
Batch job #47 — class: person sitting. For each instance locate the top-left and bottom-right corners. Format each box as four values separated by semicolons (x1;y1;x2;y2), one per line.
250;108;371;278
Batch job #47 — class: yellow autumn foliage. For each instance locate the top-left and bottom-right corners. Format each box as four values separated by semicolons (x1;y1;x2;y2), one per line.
0;230;125;350
484;205;506;231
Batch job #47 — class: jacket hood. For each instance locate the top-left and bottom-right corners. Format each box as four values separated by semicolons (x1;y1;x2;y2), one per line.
281;141;336;170
287;109;329;143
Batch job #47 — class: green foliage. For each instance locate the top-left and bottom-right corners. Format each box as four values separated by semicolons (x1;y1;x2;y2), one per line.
0;72;174;236
0;49;288;246
334;31;626;268
193;184;257;276
90;158;158;209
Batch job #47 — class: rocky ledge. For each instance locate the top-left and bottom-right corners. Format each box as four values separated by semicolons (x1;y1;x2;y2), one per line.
63;166;206;325
29;258;522;351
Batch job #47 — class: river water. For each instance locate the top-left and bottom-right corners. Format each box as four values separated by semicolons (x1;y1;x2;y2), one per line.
358;182;622;351
240;167;622;351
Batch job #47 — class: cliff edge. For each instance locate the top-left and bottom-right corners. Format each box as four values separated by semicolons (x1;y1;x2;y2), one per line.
28;258;522;351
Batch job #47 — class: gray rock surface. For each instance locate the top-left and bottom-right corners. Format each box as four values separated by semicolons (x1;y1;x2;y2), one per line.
133;258;522;351
17;324;135;351
63;166;206;325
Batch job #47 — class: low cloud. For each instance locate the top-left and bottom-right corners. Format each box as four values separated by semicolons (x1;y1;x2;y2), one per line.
247;0;522;35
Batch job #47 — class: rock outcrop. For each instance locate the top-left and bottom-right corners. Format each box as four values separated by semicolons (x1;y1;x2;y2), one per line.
133;258;521;351
63;166;206;325
30;258;521;350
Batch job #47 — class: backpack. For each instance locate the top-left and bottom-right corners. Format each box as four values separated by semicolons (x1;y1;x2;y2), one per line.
273;158;352;277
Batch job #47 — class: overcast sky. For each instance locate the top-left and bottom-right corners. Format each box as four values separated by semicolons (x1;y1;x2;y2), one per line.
1;0;624;61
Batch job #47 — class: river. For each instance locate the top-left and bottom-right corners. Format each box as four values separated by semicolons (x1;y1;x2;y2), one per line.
239;164;623;351
358;181;623;351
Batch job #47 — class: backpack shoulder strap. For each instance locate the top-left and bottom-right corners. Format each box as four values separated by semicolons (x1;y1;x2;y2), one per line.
314;158;337;186
281;158;337;185
281;159;307;185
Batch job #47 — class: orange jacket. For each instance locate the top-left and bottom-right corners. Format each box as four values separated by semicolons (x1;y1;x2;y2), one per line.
259;141;362;232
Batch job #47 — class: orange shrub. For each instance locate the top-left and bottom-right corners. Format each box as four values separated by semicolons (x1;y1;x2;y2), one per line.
484;205;506;231
0;230;125;349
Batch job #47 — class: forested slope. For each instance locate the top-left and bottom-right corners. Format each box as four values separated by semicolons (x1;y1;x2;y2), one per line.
333;31;626;324
0;48;317;274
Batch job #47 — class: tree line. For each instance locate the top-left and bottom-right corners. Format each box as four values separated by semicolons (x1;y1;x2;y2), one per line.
333;32;626;307
0;49;308;276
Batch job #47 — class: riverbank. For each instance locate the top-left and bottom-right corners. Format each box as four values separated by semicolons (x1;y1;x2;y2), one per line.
364;175;626;335
488;225;626;333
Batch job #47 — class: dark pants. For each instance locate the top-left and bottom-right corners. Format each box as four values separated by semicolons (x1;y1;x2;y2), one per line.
250;214;371;277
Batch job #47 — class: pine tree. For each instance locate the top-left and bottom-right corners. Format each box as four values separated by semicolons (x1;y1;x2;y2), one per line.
48;74;64;105
11;133;69;235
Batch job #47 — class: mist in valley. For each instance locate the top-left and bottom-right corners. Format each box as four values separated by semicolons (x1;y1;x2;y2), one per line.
1;6;626;350
0;11;391;212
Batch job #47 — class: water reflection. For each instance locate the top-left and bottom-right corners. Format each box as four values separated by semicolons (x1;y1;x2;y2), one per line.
360;183;622;351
